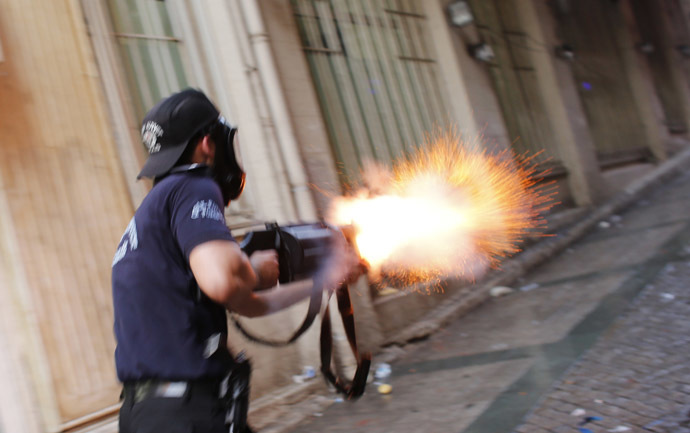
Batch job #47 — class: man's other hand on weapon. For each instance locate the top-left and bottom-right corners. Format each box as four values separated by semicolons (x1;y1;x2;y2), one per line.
191;237;365;318
318;231;368;290
249;250;280;290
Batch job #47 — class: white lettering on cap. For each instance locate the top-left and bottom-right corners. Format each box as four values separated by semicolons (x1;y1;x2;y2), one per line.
142;121;163;154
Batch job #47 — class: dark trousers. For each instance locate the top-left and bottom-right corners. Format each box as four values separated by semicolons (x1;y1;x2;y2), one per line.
119;383;228;433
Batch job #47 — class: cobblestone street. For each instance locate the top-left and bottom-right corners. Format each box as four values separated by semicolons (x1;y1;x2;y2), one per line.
282;167;690;433
517;260;690;433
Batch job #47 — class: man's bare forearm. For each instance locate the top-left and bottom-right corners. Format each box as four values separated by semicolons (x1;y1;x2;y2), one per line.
255;279;316;315
224;279;318;318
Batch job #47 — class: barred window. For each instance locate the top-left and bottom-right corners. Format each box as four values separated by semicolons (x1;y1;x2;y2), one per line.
107;0;189;122
292;0;451;184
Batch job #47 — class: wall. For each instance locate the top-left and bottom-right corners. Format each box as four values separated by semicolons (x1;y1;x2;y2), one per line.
258;0;343;217
0;0;133;430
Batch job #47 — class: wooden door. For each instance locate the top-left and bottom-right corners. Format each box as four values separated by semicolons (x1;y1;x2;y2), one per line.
557;0;649;163
631;0;690;134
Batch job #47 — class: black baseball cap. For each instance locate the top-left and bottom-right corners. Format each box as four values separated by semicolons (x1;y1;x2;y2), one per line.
137;88;220;179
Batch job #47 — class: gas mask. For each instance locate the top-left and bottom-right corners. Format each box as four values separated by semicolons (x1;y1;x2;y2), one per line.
209;116;246;205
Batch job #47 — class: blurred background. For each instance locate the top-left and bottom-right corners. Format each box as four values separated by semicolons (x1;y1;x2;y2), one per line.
1;0;689;432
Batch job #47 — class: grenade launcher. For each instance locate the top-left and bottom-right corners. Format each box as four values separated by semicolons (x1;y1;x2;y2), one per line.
237;222;370;400
239;222;344;285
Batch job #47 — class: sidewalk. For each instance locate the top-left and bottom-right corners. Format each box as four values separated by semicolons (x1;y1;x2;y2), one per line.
265;148;690;433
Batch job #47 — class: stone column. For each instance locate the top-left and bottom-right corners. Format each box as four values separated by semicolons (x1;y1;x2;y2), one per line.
422;0;483;142
259;0;386;359
258;0;344;218
615;0;668;160
516;1;605;205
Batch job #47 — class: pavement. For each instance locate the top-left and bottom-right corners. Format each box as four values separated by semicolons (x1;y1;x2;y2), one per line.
261;148;690;433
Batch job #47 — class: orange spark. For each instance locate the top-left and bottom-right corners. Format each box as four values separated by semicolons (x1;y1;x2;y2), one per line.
328;131;554;292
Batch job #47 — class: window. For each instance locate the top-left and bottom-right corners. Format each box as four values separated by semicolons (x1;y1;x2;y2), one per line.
107;0;189;122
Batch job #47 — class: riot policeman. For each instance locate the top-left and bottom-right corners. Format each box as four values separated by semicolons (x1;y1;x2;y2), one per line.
112;89;360;433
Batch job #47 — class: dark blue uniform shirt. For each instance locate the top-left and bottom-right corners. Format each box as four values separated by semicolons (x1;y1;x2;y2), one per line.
112;171;234;382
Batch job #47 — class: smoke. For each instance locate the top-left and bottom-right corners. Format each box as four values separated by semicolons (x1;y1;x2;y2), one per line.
326;132;552;291
329;163;490;286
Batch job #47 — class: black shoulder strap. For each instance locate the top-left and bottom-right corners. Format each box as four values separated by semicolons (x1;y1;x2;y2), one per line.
231;279;323;347
319;283;371;399
232;281;371;398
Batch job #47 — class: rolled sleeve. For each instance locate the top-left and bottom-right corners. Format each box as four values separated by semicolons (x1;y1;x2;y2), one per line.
171;177;235;259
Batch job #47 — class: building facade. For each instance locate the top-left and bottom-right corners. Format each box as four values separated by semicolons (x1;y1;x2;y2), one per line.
0;0;688;431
